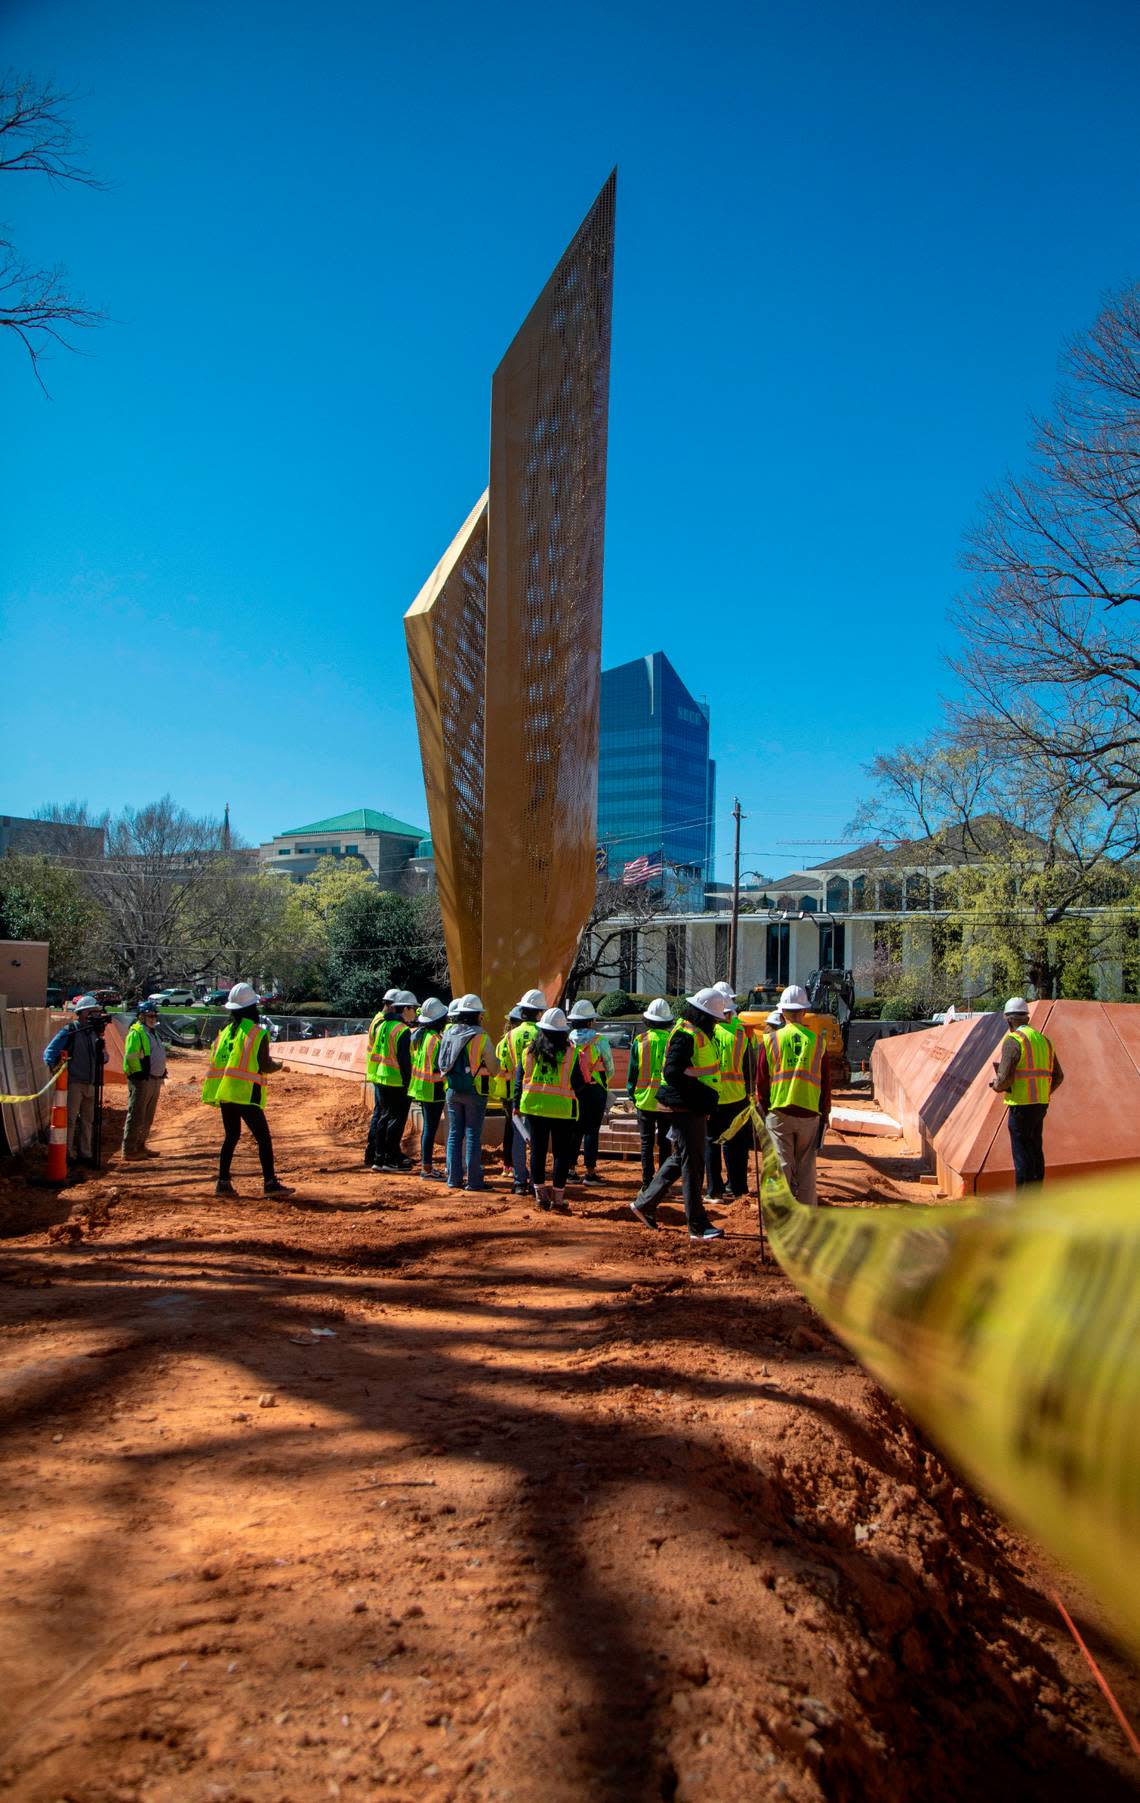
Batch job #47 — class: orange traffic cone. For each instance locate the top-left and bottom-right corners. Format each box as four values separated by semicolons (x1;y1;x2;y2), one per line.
45;1058;69;1183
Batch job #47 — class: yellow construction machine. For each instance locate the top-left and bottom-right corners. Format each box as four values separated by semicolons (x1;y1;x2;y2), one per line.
736;967;854;1081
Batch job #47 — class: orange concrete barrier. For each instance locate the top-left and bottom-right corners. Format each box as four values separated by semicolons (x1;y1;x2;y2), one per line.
272;1034;368;1082
872;1000;1140;1194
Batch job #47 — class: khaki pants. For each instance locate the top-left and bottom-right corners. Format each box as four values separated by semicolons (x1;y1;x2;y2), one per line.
766;1109;819;1208
67;1080;96;1159
123;1076;162;1154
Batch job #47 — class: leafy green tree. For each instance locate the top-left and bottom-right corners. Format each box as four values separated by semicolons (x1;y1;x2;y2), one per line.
0;854;103;981
325;888;441;1016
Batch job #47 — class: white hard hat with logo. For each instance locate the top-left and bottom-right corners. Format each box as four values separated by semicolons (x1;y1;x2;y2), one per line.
1003;996;1030;1016
224;982;259;1010
517;987;547;1011
688;987;729;1020
568;999;596;1021
643;998;673;1024
778;985;810;1012
418;997;447;1024
539;1007;569;1032
72;993;101;1014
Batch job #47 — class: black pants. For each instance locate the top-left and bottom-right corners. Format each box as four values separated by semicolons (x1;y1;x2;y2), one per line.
218;1103;275;1182
571;1084;607;1170
639;1112;710;1232
528;1115;576;1187
1007;1104;1047;1186
419;1097;445;1168
381;1089;412;1166
637;1109;671;1189
706;1099;751;1197
500;1100;514;1160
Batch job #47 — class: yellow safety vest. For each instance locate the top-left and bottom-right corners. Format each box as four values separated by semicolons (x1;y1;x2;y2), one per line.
368;1017;408;1088
520;1045;581;1120
631;1027;668;1112
1005;1027;1055;1106
656;1021;720;1112
768;1023;825;1114
407;1028;444;1103
123;1020;153;1077
713;1019;747;1104
202;1019;270;1109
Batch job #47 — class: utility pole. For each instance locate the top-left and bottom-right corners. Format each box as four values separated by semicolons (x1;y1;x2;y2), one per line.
728;797;743;993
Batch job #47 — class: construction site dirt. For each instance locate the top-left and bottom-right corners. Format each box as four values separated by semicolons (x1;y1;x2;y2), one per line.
0;1056;1136;1802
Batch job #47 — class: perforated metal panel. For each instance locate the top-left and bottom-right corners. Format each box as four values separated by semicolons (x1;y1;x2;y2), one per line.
404;492;488;994
405;174;615;1031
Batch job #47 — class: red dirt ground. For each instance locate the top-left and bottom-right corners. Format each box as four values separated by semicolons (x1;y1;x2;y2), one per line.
0;1054;1137;1802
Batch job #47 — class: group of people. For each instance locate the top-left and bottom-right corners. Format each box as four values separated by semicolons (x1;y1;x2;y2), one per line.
358;978;839;1241
42;984;1060;1217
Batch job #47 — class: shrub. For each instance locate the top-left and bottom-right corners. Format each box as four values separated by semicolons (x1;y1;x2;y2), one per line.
596;990;632;1018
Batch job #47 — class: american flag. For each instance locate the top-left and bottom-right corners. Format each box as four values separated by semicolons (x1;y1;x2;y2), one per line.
622;850;664;887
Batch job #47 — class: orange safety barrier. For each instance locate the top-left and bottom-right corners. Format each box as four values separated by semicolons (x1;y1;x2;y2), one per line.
871;999;1140;1195
45;1057;69;1182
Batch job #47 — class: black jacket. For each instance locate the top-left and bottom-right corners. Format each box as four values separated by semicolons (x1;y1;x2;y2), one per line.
657;1024;717;1116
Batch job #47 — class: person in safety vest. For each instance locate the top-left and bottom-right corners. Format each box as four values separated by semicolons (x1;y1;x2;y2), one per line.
493;1005;524;1181
366;989;418;1173
438;994;499;1192
988;997;1064;1186
704;982;754;1205
629;988;728;1243
407;997;449;1180
121;1000;166;1161
626;998;673;1188
43;994;107;1168
507;988;547;1194
567;999;613;1184
516;1007;591;1213
755;985;831;1208
202;983;292;1198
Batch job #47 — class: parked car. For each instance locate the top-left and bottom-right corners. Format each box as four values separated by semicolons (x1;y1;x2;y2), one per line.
92;987;122;1008
161;987;196;1007
197;989;230;1008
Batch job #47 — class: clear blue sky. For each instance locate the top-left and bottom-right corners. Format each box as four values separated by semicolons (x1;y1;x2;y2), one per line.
4;0;1139;879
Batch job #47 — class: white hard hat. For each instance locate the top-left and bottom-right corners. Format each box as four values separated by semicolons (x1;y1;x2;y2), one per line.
568;999;596;1021
778;985;810;1012
394;989;419;1009
418;997;447;1024
643;997;673;1023
383;987;399;1003
766;1010;785;1029
72;993;101;1013
714;981;735;998
1003;996;1030;1016
688;987;729;1020
224;982;259;1010
446;999;462;1017
539;1007;569;1032
517;987;547;1011
457;992;484;1013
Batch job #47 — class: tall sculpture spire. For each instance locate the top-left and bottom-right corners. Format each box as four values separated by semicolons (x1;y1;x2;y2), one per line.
405;173;616;1026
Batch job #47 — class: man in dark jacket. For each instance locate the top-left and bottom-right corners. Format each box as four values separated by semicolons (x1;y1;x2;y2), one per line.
629;988;728;1243
43;995;107;1167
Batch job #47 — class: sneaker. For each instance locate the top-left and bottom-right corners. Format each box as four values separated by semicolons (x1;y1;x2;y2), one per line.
511;1183;528;1196
689;1225;724;1243
264;1179;295;1198
630;1196;658;1230
215;1179;236;1197
551;1188;570;1213
534;1184;553;1212
418;1167;444;1181
375;1161;402;1173
704;1189;724;1202
394;1157;415;1173
137;1148;160;1159
581;1170;603;1186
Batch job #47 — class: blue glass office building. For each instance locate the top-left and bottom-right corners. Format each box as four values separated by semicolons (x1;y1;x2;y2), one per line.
598;652;715;909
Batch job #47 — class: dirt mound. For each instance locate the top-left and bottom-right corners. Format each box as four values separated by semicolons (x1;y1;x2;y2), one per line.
0;1059;1135;1801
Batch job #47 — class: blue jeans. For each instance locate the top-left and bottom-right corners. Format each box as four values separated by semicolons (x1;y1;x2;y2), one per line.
446;1091;487;1189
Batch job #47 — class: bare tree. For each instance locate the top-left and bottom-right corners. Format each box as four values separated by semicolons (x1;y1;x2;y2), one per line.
952;283;1140;852
563;879;663;1001
1;71;104;390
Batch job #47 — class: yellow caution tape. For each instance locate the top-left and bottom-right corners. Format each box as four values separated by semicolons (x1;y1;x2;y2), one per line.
724;1100;1140;1656
0;1068;63;1105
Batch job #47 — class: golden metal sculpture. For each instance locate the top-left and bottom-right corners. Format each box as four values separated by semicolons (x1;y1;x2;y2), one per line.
405;173;615;1029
